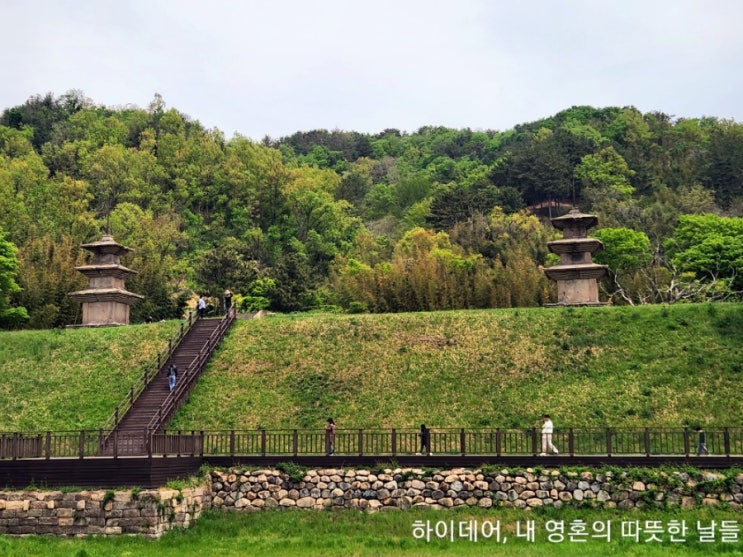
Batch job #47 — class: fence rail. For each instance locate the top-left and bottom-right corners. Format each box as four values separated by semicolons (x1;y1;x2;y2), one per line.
0;427;740;460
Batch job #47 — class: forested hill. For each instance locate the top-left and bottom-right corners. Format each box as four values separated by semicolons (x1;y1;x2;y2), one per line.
1;92;742;329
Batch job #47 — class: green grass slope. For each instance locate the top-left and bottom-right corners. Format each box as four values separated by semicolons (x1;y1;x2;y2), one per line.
0;321;181;431
1;304;741;433
169;303;743;432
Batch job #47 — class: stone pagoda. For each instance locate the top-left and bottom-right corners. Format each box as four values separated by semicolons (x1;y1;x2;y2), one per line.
68;234;144;326
543;208;609;306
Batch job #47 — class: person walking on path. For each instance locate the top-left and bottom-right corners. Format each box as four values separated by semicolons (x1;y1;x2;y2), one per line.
224;289;233;315
325;417;336;455
540;414;559;456
696;427;710;456
167;364;177;392
197;295;207;318
417;424;430;456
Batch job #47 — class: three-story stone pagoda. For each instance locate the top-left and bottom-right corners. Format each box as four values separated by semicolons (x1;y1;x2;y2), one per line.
543;208;609;306
68;234;144;326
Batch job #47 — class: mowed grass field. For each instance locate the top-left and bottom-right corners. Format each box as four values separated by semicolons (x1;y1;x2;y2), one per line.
0;303;741;433
1;507;742;556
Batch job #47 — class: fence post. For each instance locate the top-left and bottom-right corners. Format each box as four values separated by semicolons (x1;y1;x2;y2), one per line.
45;431;51;460
147;429;153;459
114;407;119;428
113;430;118;459
683;427;690;457
460;428;466;456
260;429;267;457
531;428;538;456
724;428;731;457
358;429;363;457
606;429;612;457
200;430;204;457
644;428;651;457
495;428;501;457
78;430;85;459
568;428;574;457
129;387;134;408
293;429;298;457
391;429;397;457
12;433;18;460
230;430;235;457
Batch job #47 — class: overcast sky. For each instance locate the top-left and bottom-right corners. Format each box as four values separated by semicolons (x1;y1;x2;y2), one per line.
2;0;742;140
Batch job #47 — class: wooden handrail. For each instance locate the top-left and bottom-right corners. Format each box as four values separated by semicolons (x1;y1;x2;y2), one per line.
2;426;742;460
101;311;198;433
144;307;237;433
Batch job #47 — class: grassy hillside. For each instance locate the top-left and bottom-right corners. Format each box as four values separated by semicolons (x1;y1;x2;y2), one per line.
1;304;741;433
0;321;181;431
170;303;743;431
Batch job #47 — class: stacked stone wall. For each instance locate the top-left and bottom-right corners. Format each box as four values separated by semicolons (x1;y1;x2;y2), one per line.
2;467;742;536
211;467;743;512
0;486;210;538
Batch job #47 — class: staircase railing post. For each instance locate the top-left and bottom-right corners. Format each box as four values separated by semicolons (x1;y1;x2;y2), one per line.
391;428;397;457
230;430;235;457
644;428;651;457
460;428;466;456
113;430;118;459
260;429;266;457
293;429;298;457
45;431;51;460
358;429;363;457
495;428;501;457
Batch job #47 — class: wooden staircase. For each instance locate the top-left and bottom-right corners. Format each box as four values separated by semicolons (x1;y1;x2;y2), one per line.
103;312;235;455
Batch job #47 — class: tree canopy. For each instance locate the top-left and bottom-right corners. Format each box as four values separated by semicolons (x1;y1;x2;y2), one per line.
1;93;742;328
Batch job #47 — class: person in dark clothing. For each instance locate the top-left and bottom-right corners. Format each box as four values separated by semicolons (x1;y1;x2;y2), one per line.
418;424;430;455
224;289;233;315
325;417;336;455
696;427;710;456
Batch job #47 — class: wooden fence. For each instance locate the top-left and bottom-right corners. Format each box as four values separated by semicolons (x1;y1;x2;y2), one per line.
1;427;741;459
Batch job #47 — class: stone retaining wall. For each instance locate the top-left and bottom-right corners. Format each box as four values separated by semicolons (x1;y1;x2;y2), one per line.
0;486;210;538
211;467;743;512
3;466;742;536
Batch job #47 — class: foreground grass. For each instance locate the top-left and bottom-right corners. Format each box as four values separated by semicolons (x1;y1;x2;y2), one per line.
0;321;181;431
1;508;742;556
171;303;743;431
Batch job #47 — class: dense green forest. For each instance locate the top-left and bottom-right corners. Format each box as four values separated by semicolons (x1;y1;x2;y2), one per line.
1;91;742;329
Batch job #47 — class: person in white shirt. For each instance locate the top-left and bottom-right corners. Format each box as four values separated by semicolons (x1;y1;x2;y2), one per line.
540;414;559;456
